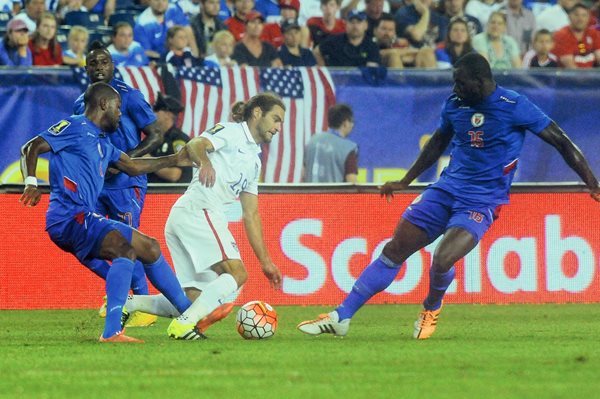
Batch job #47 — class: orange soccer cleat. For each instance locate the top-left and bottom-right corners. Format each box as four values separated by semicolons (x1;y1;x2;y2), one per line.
413;305;443;340
196;302;235;333
99;330;144;343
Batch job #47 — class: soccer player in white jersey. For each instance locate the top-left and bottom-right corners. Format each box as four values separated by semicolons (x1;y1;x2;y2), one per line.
124;93;285;340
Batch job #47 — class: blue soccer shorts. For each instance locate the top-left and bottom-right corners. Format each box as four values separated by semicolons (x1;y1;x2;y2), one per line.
46;212;134;264
96;186;146;228
402;187;501;243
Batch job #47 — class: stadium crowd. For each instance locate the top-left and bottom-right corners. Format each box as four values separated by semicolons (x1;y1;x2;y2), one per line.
1;0;599;69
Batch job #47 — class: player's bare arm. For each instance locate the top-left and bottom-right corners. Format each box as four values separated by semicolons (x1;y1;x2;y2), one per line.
114;149;187;176
19;136;51;207
239;192;282;290
380;128;453;201
538;121;600;202
186;137;217;187
127;120;165;158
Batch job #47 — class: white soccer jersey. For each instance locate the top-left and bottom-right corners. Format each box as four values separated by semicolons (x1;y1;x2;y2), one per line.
175;121;261;211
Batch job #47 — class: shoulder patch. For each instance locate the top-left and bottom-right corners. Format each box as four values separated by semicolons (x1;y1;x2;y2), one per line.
205;124;225;135
48;120;71;135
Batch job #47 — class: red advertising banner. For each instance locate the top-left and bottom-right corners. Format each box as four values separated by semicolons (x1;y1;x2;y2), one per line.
1;192;599;309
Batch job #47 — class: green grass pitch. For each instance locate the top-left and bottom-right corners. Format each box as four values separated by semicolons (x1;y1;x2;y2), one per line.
1;304;599;399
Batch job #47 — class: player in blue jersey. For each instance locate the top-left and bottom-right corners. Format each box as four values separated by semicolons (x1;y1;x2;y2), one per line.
20;82;192;343
297;53;600;340
73;41;165;327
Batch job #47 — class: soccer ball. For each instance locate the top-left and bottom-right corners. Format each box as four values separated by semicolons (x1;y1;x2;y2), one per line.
236;300;278;339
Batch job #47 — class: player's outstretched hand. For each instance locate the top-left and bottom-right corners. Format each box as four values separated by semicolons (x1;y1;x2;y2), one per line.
591;186;600;202
261;262;282;290
199;162;216;187
20;185;41;207
380;181;409;203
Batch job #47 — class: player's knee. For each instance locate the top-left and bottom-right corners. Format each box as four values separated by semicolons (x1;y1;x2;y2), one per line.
114;242;136;262
231;266;248;287
141;237;162;262
382;240;409;264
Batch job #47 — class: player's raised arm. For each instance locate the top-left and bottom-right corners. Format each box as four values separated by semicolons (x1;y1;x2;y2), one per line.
239;192;282;290
19;136;51;207
380;128;453;201
113;149;188;176
538;121;600;202
186;137;217;187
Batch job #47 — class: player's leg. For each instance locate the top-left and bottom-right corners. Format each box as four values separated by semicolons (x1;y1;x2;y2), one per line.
297;218;432;336
168;259;245;340
414;205;497;339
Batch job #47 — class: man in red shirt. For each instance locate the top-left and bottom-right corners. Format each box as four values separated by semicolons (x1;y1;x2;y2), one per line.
225;0;256;41
553;3;600;68
307;0;346;47
261;0;305;48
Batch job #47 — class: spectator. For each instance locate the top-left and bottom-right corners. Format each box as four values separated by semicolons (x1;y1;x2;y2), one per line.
231;10;282;66
83;0;115;23
0;0;19;14
553;3;600;68
190;0;227;56
205;28;237;65
464;0;503;29
536;0;575;32
472;11;521;68
522;28;558;67
340;0;390;17
395;0;445;49
304;103;358;183
503;0;536;55
148;93;193;184
436;16;475;68
299;0;333;24
164;25;219;67
261;0;309;48
13;0;46;33
278;18;317;66
134;0;197;60
29;12;63;65
315;9;380;66
307;0;346;48
437;0;482;37
0;18;33;66
373;13;412;68
58;0;87;22
62;25;88;66
363;0;387;37
107;21;149;66
225;0;255;41
177;0;202;18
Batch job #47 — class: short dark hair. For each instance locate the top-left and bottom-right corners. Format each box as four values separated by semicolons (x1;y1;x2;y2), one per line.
238;93;286;121
568;2;590;14
112;21;132;37
320;0;341;5
533;28;552;41
328;104;353;129
377;13;395;27
454;52;492;80
84;82;119;110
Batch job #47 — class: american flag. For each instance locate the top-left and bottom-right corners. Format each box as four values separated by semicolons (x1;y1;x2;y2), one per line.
178;66;336;183
72;66;164;106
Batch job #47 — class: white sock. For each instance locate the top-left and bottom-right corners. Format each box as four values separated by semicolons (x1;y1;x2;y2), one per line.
176;274;238;324
126;294;180;318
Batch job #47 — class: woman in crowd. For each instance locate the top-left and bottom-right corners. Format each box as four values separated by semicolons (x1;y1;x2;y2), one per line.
472;11;521;69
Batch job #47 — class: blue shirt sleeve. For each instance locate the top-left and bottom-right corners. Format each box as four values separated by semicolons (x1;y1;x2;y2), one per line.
39;119;79;153
73;94;85;115
125;89;157;130
512;95;552;135
103;139;124;165
438;100;453;136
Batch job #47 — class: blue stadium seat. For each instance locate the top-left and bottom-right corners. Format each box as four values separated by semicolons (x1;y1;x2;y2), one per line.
64;11;105;30
88;26;112;46
108;10;138;28
56;25;71;49
0;12;11;29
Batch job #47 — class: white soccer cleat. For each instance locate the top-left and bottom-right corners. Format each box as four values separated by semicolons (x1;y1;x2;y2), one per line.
297;311;350;337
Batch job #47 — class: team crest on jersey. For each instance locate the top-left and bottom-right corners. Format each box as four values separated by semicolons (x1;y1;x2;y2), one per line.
48;120;71;135
206;124;225;135
471;113;484;127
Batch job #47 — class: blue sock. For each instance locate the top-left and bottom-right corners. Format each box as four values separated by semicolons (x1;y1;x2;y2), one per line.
335;255;402;321
84;258;110;279
144;254;191;314
103;257;134;339
423;266;455;311
130;261;149;294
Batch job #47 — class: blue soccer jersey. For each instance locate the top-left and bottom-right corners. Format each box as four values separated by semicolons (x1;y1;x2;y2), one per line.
432;85;552;205
40;115;122;228
74;78;156;190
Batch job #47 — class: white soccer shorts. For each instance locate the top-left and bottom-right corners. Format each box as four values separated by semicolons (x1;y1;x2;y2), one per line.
165;203;241;290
